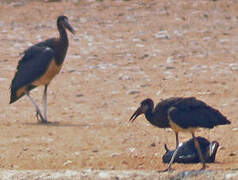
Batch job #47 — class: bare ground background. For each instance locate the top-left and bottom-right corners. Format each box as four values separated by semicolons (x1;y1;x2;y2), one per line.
0;0;238;179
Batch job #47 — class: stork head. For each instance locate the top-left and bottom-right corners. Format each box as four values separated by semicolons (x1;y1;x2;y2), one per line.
57;15;75;34
129;98;154;122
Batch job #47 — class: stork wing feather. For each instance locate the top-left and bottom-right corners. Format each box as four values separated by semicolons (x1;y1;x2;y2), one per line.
17;38;56;68
10;46;55;103
168;97;229;129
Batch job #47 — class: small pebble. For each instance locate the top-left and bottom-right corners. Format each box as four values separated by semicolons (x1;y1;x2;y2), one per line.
63;160;72;167
127;90;140;95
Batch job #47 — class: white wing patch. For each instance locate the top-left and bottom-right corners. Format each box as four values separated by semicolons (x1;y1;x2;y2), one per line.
45;46;52;51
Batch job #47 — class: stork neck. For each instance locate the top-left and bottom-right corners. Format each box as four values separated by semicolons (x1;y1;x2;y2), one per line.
55;25;69;65
145;109;155;125
58;25;69;44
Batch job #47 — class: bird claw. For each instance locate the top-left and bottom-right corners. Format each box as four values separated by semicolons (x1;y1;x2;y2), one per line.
35;110;47;123
199;164;207;171
41;119;49;124
36;110;41;122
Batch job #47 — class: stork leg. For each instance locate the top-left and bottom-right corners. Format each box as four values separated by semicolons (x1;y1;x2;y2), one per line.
162;142;183;172
42;84;48;123
192;133;206;170
26;92;45;123
175;131;179;148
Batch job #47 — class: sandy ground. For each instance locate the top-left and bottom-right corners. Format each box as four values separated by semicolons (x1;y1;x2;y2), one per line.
0;0;238;179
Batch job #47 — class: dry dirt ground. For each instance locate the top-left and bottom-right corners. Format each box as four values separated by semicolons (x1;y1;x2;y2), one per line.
0;0;238;179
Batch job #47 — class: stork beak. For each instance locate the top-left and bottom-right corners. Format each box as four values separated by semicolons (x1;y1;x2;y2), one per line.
164;144;170;153
129;107;143;123
64;19;75;35
209;141;219;157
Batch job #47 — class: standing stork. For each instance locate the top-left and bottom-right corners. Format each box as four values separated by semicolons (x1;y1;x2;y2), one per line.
10;15;75;123
129;97;230;171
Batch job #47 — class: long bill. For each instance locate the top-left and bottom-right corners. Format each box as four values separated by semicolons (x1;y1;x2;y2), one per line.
129;107;142;122
209;141;219;159
64;19;75;34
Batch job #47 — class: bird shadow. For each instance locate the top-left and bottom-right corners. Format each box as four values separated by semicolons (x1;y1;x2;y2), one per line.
23;122;91;127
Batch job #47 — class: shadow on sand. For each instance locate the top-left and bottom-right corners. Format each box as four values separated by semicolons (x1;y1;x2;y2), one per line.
23;122;91;127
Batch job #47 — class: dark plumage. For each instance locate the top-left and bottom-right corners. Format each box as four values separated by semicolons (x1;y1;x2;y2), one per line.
162;137;219;164
10;15;75;123
10;46;54;103
129;97;230;170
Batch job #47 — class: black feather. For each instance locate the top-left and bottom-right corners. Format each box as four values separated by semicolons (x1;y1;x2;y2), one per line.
168;97;230;129
10;46;54;103
162;137;219;163
133;97;230;130
151;97;182;128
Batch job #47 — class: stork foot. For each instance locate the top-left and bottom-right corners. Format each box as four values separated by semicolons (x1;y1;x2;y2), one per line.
38;120;60;126
36;110;44;122
41;119;49;124
35;110;50;124
199;164;207;171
